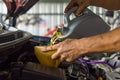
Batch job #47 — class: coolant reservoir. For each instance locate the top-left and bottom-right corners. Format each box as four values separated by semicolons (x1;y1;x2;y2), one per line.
34;46;60;67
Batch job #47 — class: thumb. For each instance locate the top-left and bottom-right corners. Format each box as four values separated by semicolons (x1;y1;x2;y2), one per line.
64;0;76;13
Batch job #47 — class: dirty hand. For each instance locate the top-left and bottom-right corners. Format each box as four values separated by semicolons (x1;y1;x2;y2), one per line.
65;0;93;16
41;39;88;62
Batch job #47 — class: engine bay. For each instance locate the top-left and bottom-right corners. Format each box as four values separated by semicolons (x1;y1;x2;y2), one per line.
0;25;120;80
0;1;120;79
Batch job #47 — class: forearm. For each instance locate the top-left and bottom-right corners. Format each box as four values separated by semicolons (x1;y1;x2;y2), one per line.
80;27;120;54
91;0;120;10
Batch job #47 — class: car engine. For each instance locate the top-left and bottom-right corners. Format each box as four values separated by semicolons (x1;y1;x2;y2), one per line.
0;1;120;79
0;22;120;80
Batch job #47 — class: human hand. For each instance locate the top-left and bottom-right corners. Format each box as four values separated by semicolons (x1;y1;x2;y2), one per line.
40;39;88;62
64;0;93;16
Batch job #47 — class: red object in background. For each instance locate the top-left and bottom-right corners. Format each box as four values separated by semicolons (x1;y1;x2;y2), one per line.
59;23;64;27
44;23;64;37
3;0;11;10
3;0;16;20
14;0;28;13
44;28;58;37
3;0;39;20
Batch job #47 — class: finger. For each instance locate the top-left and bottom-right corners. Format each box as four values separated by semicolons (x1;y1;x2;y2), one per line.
64;51;75;62
40;44;58;52
75;0;90;16
66;58;73;62
51;50;61;60
64;0;76;13
60;54;67;62
51;47;65;60
75;4;87;16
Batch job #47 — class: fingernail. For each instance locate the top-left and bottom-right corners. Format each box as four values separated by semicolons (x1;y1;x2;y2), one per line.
75;13;79;16
65;9;68;12
51;55;55;60
66;58;72;62
65;8;68;10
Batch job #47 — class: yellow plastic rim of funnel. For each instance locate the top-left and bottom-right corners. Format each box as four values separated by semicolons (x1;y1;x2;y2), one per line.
34;46;60;67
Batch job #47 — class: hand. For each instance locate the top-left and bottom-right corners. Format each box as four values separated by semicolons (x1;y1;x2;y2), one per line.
40;39;88;62
65;0;92;16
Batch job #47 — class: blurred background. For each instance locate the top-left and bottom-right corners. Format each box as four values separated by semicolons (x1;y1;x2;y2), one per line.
0;0;119;36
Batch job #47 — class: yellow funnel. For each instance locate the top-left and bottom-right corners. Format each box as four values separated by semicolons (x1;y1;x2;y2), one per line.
34;46;60;67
